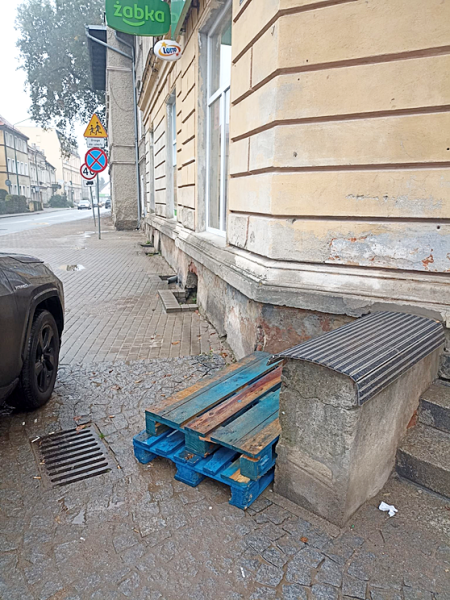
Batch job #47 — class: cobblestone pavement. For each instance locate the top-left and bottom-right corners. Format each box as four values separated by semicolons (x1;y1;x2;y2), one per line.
0;214;223;363
1;215;450;599
1;357;450;600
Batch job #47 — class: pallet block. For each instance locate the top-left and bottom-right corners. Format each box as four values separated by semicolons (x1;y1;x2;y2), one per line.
133;429;274;510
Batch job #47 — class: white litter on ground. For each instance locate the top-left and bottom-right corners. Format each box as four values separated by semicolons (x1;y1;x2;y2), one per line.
379;501;398;517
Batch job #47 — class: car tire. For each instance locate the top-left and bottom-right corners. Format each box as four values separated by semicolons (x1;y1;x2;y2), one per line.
17;310;60;410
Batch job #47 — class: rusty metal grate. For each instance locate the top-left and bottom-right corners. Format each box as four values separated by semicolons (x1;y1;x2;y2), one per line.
32;426;115;487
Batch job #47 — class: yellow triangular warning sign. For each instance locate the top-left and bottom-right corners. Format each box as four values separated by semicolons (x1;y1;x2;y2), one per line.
83;114;107;138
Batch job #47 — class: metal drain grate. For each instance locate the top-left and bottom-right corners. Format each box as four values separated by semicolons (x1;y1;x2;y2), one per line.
32;426;115;487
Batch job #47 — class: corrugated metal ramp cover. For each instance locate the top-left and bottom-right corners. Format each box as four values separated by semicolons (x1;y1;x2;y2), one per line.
270;311;445;405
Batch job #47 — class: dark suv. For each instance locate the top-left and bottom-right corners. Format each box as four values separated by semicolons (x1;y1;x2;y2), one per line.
0;253;64;410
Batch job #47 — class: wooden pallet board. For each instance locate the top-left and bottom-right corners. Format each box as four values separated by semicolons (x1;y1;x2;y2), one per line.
184;365;282;455
133;430;274;510
143;351;283;480
146;352;276;429
145;352;270;435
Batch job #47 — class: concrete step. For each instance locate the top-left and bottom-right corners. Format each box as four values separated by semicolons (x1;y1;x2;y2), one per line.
419;380;450;434
396;423;450;498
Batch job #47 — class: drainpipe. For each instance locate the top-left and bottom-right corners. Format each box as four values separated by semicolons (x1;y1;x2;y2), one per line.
85;28;142;229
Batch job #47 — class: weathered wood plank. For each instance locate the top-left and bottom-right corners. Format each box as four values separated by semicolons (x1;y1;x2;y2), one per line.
221;459;251;484
145;352;265;417
153;353;275;427
210;390;279;454
186;365;282;435
239;419;282;458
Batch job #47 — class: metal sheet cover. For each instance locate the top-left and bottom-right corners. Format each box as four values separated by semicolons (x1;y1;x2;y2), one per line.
270;311;445;405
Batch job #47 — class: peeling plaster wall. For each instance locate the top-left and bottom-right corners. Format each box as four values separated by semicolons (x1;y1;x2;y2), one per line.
228;215;450;272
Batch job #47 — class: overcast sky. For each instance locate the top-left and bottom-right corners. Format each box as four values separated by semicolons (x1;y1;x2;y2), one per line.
0;0;87;154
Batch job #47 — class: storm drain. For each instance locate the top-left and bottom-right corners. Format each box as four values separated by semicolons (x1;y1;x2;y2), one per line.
32;425;115;487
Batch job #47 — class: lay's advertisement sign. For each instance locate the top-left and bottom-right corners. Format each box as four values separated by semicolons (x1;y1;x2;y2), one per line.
105;0;170;36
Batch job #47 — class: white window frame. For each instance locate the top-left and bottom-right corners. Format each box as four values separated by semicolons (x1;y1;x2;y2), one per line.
171;99;177;217
205;0;232;236
166;91;177;219
171;101;177;170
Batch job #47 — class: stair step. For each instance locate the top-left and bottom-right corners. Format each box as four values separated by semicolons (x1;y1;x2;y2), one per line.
396;423;450;498
419;380;450;434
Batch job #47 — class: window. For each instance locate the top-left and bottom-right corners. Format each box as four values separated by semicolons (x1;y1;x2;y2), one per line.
171;99;177;217
206;3;232;234
167;93;177;218
150;128;156;213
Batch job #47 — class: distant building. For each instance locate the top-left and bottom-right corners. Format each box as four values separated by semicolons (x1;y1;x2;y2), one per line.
0;115;31;199
28;144;57;207
18;126;82;203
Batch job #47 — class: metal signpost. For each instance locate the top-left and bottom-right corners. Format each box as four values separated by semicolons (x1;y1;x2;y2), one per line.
89;185;96;227
83;114;108;240
96;176;101;239
80;164;97;226
84;148;108;240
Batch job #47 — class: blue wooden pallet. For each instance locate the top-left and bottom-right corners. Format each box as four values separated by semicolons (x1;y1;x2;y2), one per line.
133;429;275;510
144;352;283;479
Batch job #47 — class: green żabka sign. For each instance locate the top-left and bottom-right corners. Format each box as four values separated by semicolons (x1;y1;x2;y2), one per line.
105;0;171;36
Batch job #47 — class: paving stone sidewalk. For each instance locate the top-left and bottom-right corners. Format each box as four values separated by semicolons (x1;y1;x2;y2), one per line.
0;358;449;600
0;214;224;364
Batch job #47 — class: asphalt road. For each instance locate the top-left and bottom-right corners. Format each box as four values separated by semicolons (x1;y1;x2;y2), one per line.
0;207;109;236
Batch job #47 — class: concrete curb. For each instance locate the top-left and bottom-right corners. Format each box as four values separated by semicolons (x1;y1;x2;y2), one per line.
0;208;75;220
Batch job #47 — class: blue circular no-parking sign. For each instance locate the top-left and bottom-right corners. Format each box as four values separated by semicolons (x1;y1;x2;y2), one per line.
85;147;108;174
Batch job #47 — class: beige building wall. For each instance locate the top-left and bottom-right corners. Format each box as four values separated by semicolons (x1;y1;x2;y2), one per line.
0;127;32;199
228;0;450;272
139;0;450;359
138;1;205;230
19;127;82;203
0;130;7;192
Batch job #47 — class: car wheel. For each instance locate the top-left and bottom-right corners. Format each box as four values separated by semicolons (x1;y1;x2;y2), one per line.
18;310;60;410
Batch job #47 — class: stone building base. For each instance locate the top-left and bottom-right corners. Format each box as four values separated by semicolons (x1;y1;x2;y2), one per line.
144;217;450;366
145;221;354;358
